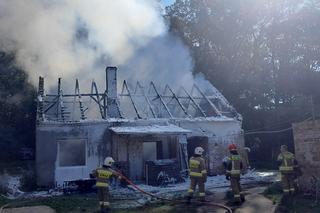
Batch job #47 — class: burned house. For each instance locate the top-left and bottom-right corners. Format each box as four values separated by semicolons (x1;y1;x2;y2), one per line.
36;67;244;187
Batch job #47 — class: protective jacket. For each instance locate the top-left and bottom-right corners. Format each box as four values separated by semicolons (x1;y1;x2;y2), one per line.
277;151;296;173
92;166;119;187
189;155;207;180
225;151;244;202
226;152;243;177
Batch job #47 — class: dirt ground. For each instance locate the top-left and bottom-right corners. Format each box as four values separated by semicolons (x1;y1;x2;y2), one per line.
235;186;276;213
2;206;56;213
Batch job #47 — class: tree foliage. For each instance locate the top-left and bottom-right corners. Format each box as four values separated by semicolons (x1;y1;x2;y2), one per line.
0;52;36;160
167;0;320;166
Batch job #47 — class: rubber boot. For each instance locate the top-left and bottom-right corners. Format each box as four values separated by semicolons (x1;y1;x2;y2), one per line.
290;189;296;196
100;206;109;213
233;197;242;205
101;208;109;213
199;196;206;202
186;195;192;204
240;194;245;203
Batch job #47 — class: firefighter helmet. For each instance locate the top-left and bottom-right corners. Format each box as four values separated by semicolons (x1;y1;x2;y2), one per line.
280;145;288;151
104;157;115;167
194;147;205;155
228;144;237;151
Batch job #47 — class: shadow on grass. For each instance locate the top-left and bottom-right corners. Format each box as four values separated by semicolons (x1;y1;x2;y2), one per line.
263;182;320;213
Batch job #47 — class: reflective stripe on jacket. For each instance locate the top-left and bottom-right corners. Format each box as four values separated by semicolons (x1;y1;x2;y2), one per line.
227;154;241;176
93;167;114;187
189;156;207;178
277;151;295;173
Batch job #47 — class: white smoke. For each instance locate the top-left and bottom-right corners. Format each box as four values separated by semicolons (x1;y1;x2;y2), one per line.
119;33;194;89
0;0;175;89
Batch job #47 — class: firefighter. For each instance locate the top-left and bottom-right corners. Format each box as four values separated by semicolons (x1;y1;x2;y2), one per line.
225;143;244;204
91;157;121;213
186;146;207;203
277;145;298;195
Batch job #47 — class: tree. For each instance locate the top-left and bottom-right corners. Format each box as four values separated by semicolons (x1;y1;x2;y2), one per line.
167;0;320;167
0;52;36;160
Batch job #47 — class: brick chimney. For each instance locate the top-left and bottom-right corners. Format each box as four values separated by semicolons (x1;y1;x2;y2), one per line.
105;66;121;118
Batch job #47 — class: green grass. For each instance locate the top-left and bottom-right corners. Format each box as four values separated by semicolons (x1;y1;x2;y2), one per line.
280;195;320;213
0;195;10;207
1;194;99;213
263;182;283;204
263;183;320;212
0;194;202;213
0;195;174;213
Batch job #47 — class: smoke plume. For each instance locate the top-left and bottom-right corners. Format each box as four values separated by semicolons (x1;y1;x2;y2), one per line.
0;0;194;91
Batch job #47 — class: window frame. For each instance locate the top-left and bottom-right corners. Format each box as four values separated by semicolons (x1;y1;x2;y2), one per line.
57;138;87;168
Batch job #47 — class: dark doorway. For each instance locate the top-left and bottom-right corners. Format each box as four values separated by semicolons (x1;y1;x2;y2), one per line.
187;136;209;159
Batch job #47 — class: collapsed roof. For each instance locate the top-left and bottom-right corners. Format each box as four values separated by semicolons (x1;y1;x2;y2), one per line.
37;67;240;122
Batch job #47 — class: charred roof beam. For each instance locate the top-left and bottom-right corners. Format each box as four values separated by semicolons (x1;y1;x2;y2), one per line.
149;82;173;118
74;79;87;120
121;81;142;119
181;86;207;118
37;76;45;122
57;78;70;122
90;81;105;119
135;81;157;118
164;84;190;117
192;84;222;117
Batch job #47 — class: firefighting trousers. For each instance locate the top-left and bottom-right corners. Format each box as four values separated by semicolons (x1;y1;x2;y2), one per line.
230;175;242;200
97;187;110;209
188;177;205;197
281;172;295;193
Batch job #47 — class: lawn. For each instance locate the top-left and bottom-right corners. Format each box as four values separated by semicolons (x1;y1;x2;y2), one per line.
263;182;320;213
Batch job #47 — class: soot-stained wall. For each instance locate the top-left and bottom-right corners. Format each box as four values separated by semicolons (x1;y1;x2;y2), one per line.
36;118;244;187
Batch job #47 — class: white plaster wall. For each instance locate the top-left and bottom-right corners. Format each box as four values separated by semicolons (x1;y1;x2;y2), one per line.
37;118;243;186
37;122;111;186
176;119;242;138
176;119;244;175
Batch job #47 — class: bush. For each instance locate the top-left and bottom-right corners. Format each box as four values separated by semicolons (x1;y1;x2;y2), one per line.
20;170;37;192
0;174;9;195
263;182;283;204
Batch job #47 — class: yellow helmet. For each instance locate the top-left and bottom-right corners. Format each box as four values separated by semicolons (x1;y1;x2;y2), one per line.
104;157;115;166
194;147;204;155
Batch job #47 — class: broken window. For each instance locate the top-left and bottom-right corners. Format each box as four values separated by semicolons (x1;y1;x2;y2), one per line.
58;139;86;167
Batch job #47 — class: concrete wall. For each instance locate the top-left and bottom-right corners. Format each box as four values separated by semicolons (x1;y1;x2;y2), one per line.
293;120;320;191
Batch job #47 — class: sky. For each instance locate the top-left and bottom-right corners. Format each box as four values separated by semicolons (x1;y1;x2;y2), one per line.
161;0;175;7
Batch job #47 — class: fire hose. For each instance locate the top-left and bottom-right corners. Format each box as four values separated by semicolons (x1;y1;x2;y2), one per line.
115;171;233;213
0;173;233;213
